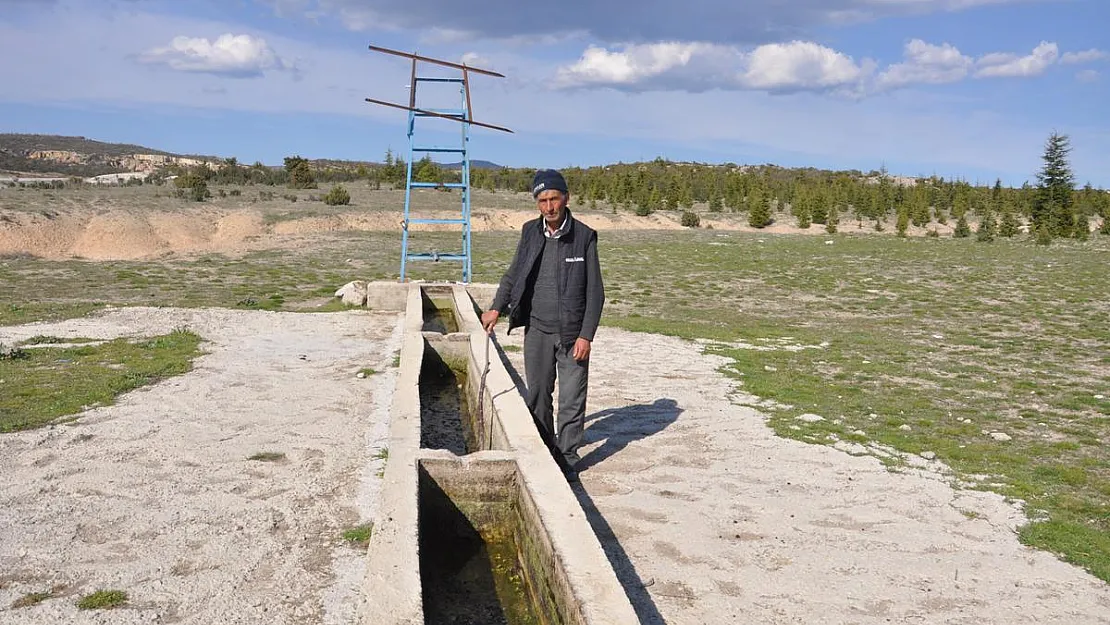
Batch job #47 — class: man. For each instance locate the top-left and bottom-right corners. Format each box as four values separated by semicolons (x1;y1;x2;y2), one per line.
481;169;604;482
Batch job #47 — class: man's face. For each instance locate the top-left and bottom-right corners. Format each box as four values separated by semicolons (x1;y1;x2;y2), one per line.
536;189;568;228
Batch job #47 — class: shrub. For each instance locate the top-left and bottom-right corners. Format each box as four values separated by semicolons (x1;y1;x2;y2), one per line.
324;185;351;206
680;211;700;228
190;182;210;203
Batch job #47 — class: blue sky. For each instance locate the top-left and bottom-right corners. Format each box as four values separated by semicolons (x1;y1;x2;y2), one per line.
0;0;1106;187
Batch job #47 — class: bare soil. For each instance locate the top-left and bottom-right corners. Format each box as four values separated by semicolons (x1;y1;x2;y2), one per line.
0;186;956;261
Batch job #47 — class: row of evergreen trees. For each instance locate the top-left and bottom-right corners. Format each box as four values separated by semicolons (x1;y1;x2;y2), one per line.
372;134;1107;240
158;133;1106;241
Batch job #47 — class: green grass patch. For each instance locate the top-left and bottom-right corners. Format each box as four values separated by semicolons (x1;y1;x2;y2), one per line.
595;231;1110;582
341;523;374;547
76;589;127;610
1020;519;1110;582
0;327;203;432
18;335;98;346
358;367;377;377
0;302;106;326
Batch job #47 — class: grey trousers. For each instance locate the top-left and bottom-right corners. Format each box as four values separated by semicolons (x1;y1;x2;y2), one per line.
523;327;589;468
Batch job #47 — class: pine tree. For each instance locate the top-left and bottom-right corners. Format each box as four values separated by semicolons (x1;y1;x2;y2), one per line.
284;156;316;189
1073;214;1089;241
708;192;723;213
413;156;442;183
825;206;839;234
749;192;772;228
999;207;1020;238
896;209;909;237
811;189;829;224
1100;217;1110;236
976;210;997;242
1031;132;1076;239
910;192;930;227
954;214;970;238
1035;223;1053;245
791;188;811;228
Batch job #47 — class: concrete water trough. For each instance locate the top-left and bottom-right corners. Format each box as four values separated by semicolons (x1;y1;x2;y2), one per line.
357;282;636;625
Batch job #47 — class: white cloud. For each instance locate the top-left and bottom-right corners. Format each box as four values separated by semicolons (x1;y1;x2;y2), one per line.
877;39;972;88
139;34;293;78
743;41;870;91
1076;69;1099;83
876;39;1075;89
1061;49;1108;65
556;41;869;94
558;37;1089;95
974;41;1057;77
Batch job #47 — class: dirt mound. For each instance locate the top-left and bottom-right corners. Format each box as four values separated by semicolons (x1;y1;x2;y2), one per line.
71;211;169;259
0;200;871;261
0;211;86;259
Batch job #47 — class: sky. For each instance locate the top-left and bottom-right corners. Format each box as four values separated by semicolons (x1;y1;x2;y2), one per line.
0;0;1106;187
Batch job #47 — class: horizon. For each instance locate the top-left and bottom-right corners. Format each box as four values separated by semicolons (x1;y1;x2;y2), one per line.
1;1;1106;188
3;131;1098;190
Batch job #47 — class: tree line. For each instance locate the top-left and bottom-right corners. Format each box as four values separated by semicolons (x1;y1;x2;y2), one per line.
138;132;1110;242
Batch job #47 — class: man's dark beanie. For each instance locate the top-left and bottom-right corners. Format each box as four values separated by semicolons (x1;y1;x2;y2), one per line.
532;169;568;198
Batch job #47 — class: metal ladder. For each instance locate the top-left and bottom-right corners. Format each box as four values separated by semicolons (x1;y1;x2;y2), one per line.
400;74;473;282
365;45;512;284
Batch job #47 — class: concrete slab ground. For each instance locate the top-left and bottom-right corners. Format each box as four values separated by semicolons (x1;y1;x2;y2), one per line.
0;306;403;625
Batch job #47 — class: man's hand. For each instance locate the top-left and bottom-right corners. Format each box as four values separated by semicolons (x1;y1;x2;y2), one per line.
480;310;500;334
572;337;591;362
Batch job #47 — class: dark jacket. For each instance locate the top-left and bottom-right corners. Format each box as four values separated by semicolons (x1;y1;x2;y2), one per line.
490;209;605;342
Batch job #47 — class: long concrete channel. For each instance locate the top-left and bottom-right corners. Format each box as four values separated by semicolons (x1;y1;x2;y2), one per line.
356;282;638;625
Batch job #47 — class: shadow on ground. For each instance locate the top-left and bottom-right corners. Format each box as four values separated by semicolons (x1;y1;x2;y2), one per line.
579;398;682;471
573;481;670;625
574;397;683;625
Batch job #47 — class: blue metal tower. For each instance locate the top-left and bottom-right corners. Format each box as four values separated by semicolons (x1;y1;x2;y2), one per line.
365;45;512;284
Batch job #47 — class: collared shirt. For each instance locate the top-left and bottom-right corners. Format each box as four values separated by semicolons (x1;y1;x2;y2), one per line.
544;213;570;239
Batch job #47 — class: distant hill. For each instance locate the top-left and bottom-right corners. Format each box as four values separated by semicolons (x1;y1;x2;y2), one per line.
0;134;216;160
0;133;222;177
442;160;503;170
